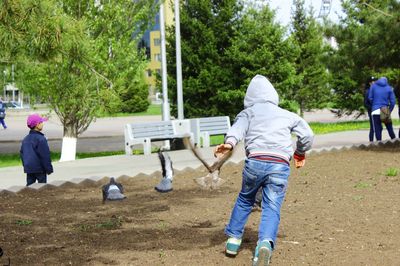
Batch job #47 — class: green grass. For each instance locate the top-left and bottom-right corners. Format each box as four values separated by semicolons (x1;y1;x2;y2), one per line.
310;119;400;135
96;216;122;229
16;219;33;226
0;151;125;168
354;181;372;189
97;104;162;117
385;167;398;177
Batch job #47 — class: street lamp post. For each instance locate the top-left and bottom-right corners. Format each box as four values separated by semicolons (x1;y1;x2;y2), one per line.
175;0;184;120
160;1;171;150
160;2;170;122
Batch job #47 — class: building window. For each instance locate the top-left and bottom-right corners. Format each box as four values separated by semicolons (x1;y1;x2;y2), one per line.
154;38;161;46
154;53;161;62
146;69;152;77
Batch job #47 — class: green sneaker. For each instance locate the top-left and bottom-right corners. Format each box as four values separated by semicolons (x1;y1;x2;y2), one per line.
225;237;242;256
252;241;273;266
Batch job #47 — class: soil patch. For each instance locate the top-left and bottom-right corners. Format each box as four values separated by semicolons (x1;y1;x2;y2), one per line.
1;149;400;265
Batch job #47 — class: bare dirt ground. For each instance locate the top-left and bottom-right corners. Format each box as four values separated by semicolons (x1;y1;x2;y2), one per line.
1;148;400;266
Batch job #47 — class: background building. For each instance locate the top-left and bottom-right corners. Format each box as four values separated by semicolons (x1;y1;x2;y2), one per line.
140;2;174;101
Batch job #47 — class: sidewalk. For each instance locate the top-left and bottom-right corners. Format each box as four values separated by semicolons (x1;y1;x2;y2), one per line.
1;108;399;192
2;129;397;192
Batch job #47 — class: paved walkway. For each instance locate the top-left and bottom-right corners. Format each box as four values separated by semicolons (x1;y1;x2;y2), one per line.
0;108;399;191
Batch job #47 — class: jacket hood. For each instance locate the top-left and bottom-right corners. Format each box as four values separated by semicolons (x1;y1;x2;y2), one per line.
375;77;388;87
244;75;279;108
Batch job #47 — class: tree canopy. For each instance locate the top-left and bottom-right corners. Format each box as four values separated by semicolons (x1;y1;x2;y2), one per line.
325;0;400;114
291;0;330;116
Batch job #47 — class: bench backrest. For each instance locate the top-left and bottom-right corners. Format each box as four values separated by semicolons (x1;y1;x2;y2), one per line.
130;121;175;139
198;116;231;135
190;116;231;145
126;120;191;141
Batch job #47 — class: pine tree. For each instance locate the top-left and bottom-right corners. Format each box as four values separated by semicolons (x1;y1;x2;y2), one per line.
291;0;330;116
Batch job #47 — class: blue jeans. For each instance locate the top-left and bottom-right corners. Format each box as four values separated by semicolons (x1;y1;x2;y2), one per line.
372;114;395;141
225;158;290;248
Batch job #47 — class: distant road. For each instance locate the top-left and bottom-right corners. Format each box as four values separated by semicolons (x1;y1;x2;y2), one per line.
0;136;125;154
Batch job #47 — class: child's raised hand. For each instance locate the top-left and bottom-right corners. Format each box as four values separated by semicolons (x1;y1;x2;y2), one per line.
214;144;233;158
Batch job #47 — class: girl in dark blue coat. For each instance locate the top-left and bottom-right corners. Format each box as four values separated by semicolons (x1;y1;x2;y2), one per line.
20;114;53;186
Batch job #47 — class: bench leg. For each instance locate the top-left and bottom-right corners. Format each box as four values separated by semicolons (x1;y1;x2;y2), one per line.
143;139;152;155
162;140;171;151
125;143;132;155
200;132;210;148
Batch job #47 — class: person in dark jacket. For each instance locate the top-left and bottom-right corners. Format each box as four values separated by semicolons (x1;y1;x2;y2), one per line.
20;113;53;186
368;77;396;141
0;97;7;129
363;76;377;141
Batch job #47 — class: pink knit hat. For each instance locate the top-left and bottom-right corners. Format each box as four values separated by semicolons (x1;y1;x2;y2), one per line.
27;114;48;128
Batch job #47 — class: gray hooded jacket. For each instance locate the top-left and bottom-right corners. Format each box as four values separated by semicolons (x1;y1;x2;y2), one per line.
225;75;314;161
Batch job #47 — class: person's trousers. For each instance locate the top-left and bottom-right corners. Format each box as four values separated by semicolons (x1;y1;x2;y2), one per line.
26;173;47;186
398;108;400;138
0;118;6;129
372;114;395;141
367;111;374;141
224;158;290;248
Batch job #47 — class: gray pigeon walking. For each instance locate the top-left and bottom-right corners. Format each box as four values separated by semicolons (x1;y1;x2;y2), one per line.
102;177;126;202
155;150;174;193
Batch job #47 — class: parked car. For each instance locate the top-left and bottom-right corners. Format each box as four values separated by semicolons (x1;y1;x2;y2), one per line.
4;101;28;109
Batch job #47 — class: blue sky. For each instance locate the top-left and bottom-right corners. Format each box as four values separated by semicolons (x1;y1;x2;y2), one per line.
268;0;345;26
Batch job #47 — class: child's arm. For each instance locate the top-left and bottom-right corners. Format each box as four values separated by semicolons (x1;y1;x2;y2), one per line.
292;117;314;168
215;110;249;158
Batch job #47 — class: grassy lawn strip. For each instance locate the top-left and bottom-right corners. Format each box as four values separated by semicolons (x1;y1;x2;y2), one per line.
0;151;125;168
96;104;162;117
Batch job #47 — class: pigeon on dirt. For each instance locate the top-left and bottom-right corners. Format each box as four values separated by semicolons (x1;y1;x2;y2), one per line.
155;150;174;193
0;246;11;266
102;177;126;202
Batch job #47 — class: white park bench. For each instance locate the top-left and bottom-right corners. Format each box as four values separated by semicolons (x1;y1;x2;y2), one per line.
124;120;192;155
190;116;231;148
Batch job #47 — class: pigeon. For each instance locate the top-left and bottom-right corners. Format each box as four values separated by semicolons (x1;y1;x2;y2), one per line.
0;246;11;266
102;177;126;202
155;150;174;193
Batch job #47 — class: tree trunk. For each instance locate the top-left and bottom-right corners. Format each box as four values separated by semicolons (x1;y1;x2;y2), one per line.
59;124;78;162
300;102;304;118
